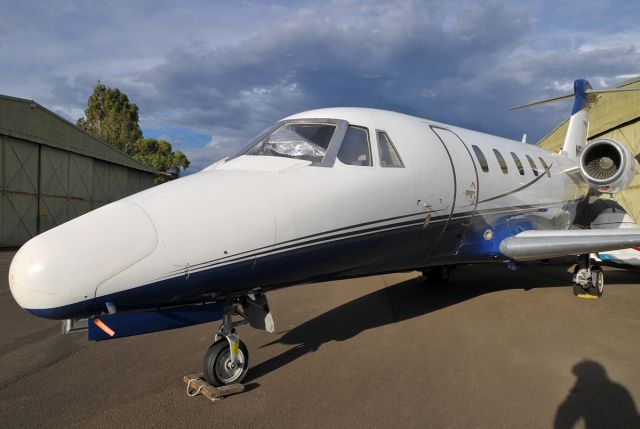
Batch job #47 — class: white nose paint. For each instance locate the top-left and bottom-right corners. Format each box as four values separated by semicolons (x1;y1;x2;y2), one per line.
140;168;276;268
9;200;158;314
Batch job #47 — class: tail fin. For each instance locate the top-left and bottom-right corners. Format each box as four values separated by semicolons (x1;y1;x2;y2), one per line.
510;78;640;159
562;79;592;159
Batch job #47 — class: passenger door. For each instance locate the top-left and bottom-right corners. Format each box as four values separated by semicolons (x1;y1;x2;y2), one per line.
428;126;479;257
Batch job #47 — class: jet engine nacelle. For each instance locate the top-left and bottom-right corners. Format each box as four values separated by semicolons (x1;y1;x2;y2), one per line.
579;138;639;194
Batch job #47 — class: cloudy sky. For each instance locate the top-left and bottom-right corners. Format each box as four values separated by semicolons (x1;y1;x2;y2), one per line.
1;0;639;172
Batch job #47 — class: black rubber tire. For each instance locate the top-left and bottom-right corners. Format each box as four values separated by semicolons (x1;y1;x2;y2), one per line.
588;266;604;298
437;266;450;283
572;282;585;296
203;338;249;386
421;266;450;284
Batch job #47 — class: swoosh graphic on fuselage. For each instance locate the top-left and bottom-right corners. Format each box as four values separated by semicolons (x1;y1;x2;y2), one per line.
463;162;553;206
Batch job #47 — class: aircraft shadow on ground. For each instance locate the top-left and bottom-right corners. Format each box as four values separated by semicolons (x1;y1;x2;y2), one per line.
554;359;640;429
247;264;639;383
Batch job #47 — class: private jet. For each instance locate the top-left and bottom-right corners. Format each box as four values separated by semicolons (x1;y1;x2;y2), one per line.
9;79;640;386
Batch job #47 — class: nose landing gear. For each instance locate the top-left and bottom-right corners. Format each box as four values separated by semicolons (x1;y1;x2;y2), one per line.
202;293;274;386
572;254;604;298
203;301;250;386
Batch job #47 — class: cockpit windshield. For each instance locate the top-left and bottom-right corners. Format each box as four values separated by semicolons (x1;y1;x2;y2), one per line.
246;123;336;162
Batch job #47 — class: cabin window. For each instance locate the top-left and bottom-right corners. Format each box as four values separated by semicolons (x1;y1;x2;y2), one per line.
337;126;372;166
246;123;335;162
525;155;539;176
511;152;525;175
493;149;508;174
472;145;489;172
539;157;551;177
377;131;404;167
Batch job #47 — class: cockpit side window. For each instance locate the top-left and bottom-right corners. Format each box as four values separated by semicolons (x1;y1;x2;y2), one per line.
337;126;372;166
377;131;404;167
246;123;336;162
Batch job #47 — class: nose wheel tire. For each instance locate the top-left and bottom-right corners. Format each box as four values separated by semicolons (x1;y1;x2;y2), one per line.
203;338;249;386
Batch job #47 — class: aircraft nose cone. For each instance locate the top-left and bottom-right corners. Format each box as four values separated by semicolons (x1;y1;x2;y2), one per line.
8;200;158;319
8;247;45;310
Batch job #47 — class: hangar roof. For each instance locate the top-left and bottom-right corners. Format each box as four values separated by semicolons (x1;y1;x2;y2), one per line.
0;94;156;174
538;77;640;150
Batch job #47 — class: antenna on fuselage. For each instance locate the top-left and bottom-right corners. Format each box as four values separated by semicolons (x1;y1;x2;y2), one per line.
509;79;640;159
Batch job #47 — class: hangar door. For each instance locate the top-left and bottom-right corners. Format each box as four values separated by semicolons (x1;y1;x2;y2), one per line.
39;146;70;232
39;146;95;232
0;136;39;246
1;135;154;247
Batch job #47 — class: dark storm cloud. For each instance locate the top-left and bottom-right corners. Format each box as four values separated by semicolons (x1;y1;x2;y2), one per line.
2;0;639;171
144;1;528;115
134;0;536;167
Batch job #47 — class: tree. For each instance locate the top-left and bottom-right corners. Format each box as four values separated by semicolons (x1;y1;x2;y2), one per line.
77;81;143;155
133;138;191;184
77;82;190;183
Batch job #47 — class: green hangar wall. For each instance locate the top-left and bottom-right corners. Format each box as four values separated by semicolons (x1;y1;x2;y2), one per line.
0;95;157;247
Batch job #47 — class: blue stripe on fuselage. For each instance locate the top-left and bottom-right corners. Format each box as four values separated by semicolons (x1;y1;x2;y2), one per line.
26;202;575;320
26;218;444;319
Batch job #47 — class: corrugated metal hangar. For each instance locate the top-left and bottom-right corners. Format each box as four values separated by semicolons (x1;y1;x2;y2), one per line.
538;77;640;222
0;95;157;247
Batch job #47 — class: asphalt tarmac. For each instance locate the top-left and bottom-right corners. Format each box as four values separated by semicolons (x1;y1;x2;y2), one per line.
1;250;640;428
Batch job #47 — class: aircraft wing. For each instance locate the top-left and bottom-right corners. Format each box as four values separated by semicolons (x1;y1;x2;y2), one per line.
500;229;640;261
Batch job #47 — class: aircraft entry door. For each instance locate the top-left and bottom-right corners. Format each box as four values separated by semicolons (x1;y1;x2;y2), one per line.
429;126;479;257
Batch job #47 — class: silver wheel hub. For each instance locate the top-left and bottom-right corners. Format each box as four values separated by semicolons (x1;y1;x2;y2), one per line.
215;349;245;383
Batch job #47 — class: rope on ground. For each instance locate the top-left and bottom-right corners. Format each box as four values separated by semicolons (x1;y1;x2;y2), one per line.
186;377;206;397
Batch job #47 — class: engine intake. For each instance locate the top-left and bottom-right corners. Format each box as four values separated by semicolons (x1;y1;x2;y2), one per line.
579;138;637;193
583;143;620;180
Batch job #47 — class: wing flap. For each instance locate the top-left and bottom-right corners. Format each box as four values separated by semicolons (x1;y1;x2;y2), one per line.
499;229;640;261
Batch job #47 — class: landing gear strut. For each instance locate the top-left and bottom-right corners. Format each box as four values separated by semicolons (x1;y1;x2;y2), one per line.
203;300;250;386
572;254;604;298
202;293;274;386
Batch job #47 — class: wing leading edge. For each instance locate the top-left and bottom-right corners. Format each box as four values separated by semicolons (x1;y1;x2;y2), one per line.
499;229;640;261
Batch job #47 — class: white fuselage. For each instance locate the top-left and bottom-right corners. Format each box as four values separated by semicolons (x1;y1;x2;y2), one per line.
9;108;587;319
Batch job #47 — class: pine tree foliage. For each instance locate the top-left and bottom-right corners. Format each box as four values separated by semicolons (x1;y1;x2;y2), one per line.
77;81;143;155
133;138;191;184
77;82;190;183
